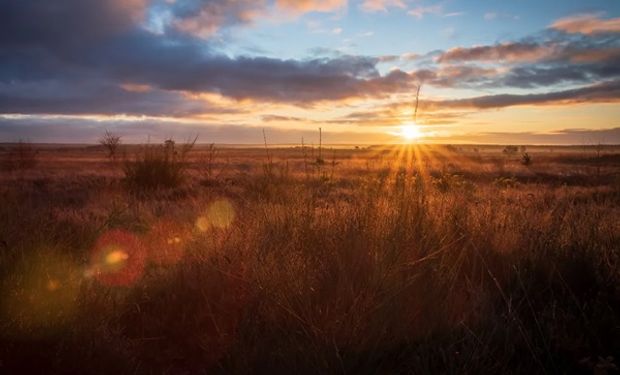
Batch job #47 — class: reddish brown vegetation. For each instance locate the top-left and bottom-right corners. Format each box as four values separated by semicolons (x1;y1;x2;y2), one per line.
0;144;618;373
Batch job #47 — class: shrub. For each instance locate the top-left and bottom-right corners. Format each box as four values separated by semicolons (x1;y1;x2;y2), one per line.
521;152;532;166
123;137;196;193
503;145;518;154
99;130;122;159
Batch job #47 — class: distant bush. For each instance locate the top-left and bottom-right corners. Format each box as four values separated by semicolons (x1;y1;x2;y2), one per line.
521;152;532;166
123;137;196;193
1;140;38;171
99;130;122;159
503;145;518;154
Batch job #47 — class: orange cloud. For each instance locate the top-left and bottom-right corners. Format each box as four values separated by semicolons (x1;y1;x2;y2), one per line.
276;0;347;13
172;0;346;38
173;0;265;38
551;13;620;35
120;83;152;93
438;42;554;63
568;48;620;63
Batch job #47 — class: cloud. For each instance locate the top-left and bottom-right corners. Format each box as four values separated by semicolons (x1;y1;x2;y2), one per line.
1;0;619;139
0;115;390;144
483;11;519;21
97;51;418;103
495;60;620;88
437;38;620;66
438;42;553;63
429;29;620;89
4;113;618;144
0;79;242;117
551;13;620;35
276;0;347;14
377;52;420;63
0;34;419;113
165;0;349;38
261;114;306;123
0;1;422;115
484;12;497;21
424;80;620;110
332;80;620;127
0;0;149;48
401;52;420;61
170;0;266;38
408;5;442;19
407;65;500;88
360;0;406;13
452;127;620;145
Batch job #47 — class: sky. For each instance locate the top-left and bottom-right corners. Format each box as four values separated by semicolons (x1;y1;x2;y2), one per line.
1;0;619;144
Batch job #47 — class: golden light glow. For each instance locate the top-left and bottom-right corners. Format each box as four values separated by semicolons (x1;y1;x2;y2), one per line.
144;220;191;265
105;249;129;266
1;251;81;337
196;199;236;232
196;216;210;232
88;230;146;286
400;123;422;141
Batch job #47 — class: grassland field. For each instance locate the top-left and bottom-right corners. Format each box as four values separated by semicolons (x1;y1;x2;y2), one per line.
0;142;619;374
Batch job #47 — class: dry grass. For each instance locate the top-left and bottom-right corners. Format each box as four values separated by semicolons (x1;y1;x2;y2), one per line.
0;141;38;171
0;143;618;374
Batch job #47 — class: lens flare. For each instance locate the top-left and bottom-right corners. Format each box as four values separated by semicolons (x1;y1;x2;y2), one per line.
144;220;191;265
87;230;146;286
105;249;129;266
1;251;81;338
196;199;236;232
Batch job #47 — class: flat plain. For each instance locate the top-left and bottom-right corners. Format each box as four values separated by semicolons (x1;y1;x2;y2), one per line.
0;143;619;374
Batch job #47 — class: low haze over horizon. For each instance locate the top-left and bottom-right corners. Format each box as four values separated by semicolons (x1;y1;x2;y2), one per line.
1;0;620;144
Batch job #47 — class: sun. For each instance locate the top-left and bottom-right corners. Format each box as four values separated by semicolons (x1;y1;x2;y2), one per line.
400;123;422;141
